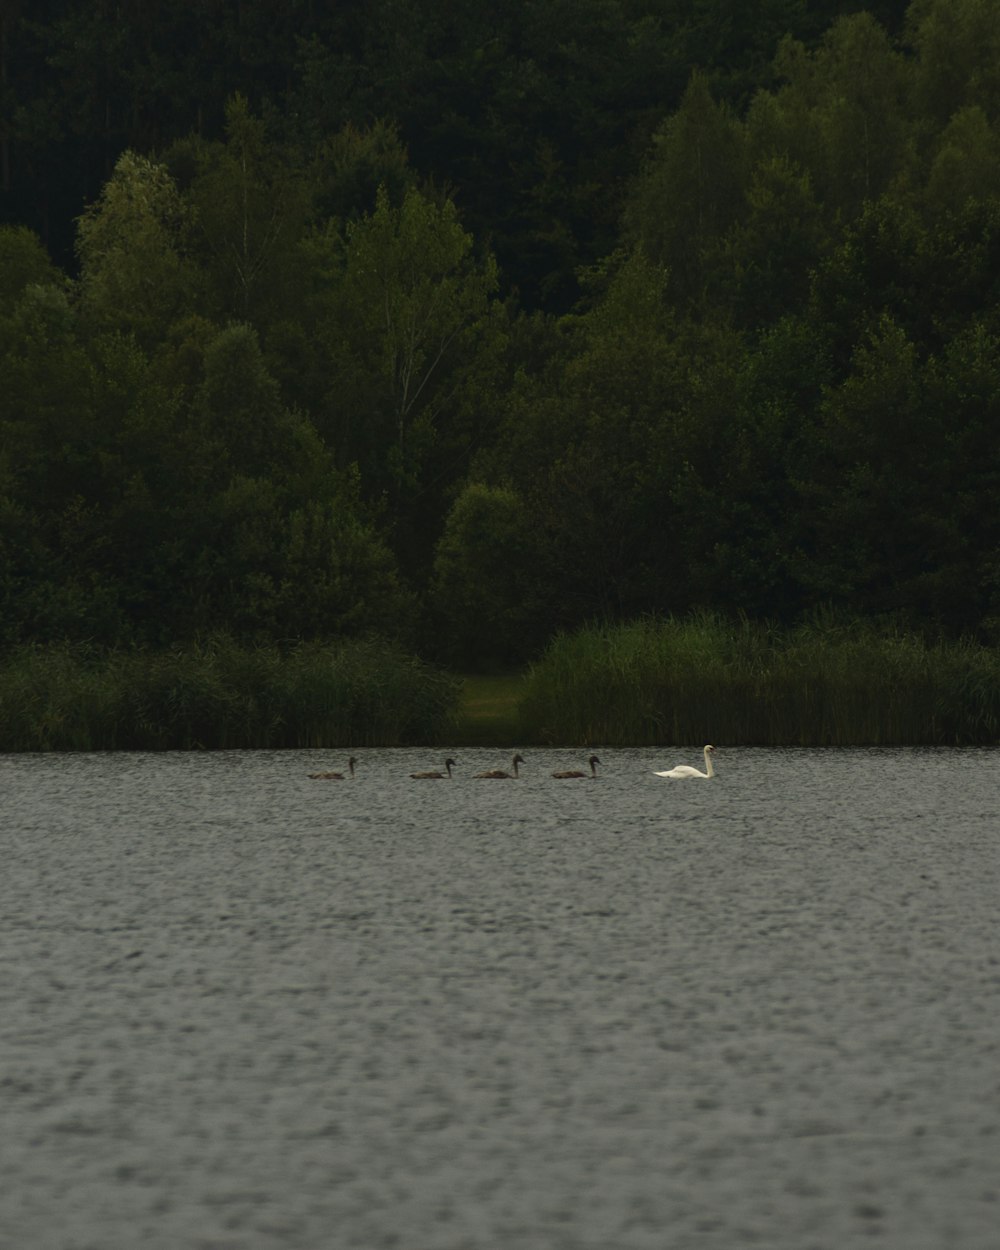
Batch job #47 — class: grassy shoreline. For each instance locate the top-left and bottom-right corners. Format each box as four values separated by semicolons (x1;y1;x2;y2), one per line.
0;637;460;752
450;673;527;746
517;615;1000;747
3;619;1000;750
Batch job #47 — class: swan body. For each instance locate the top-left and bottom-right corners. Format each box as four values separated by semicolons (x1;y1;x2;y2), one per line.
553;755;601;779
410;759;457;779
654;745;715;779
309;756;357;780
475;753;525;779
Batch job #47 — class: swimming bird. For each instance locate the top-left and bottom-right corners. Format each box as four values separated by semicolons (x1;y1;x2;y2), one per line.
410;759;457;779
552;755;601;779
308;756;357;780
474;753;525;779
654;745;716;779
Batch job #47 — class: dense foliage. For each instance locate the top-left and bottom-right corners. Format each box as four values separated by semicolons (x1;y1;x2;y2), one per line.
0;636;459;750
520;614;1000;745
3;0;1000;678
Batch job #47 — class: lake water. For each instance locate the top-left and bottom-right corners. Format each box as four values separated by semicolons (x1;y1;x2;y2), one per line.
2;746;998;1250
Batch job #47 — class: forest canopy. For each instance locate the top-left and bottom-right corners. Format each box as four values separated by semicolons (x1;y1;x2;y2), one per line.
3;0;1000;669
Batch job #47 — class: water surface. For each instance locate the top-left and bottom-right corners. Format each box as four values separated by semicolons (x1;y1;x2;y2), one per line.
2;747;998;1249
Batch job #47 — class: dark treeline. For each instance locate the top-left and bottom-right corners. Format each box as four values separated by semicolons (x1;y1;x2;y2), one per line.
3;0;911;308
3;0;999;676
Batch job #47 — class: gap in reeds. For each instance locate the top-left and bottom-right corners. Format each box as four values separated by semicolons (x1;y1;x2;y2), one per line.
518;612;1000;747
451;673;527;746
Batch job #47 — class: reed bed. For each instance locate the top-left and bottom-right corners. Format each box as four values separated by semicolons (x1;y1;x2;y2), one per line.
519;615;1000;746
0;637;460;751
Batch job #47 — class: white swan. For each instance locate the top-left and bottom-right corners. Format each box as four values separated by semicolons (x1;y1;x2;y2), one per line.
654;745;715;779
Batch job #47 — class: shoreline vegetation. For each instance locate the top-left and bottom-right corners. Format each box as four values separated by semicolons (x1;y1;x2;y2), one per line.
0;637;459;752
519;615;1000;748
2;616;999;752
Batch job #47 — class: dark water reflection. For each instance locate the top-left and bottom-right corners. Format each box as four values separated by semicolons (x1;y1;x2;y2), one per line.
2;747;998;1249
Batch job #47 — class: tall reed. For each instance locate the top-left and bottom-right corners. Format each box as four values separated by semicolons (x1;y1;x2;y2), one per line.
0;637;460;751
519;614;1000;746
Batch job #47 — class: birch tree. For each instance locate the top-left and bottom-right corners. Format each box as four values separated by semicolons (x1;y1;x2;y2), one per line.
333;184;499;529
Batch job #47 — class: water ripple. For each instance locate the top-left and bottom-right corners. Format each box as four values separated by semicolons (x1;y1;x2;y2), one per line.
1;746;998;1248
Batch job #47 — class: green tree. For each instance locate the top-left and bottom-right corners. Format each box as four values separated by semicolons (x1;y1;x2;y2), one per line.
922;321;1000;634
1;282;95;519
193;322;316;484
750;14;912;226
75;150;200;348
713;153;828;327
918;198;1000;342
324;183;501;565
907;0;1000;125
624;71;748;311
429;481;543;668
310;120;415;223
664;320;816;623
475;249;699;632
0;280;144;646
0;227;65;304
792;317;963;623
279;498;417;642
178;94;312;328
170;320;417;644
923;106;1000;216
807;195;928;373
